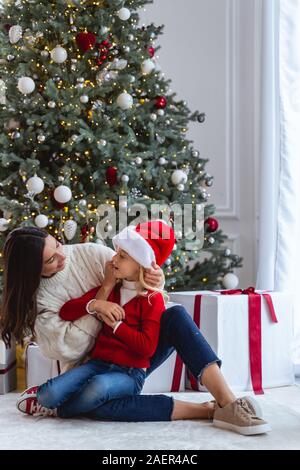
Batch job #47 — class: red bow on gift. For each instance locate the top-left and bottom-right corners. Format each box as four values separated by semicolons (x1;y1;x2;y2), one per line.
172;288;278;395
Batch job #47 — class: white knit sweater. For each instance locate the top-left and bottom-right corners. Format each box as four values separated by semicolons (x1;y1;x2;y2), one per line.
35;242;115;369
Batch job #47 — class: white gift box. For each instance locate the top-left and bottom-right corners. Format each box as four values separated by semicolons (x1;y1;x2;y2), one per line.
143;350;185;393
169;291;295;392
0;339;17;394
25;343;60;388
25;342;185;393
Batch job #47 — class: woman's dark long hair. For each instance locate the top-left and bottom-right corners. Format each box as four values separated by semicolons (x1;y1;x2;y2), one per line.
0;227;48;347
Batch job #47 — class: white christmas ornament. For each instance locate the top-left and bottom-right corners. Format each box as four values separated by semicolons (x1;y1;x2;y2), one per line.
54;185;72;204
35;214;48;228
171;170;188;185
26;175;44;194
117;92;133;110
0;218;9;232
121;175;129;183
159;157;167;165
117;8;131;20
80;95;89;104
9;25;22;44
18;77;35;95
141;59;155;74
64;220;77;241
222;273;239;289
50;46;68;64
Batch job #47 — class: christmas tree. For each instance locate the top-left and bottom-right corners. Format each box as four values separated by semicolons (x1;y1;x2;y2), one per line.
0;0;242;291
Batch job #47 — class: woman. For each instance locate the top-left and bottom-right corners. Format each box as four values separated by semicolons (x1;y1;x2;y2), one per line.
0;227;270;435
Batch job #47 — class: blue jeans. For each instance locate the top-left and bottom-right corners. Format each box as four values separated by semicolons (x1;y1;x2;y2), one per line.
37;359;146;418
42;305;221;422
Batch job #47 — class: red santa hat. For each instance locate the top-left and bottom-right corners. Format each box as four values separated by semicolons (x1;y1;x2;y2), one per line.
112;220;175;268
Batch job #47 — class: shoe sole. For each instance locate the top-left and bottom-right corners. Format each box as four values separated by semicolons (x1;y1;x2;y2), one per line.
213;419;271;435
16;392;37;414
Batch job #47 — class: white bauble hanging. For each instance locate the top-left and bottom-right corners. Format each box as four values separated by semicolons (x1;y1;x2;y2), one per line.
171;169;188;186
50;46;68;64
9;25;22;44
80;95;89;104
121;174;129;183
63;220;77;241
26;175;44;194
117;92;133;110
135;157;142;165
159;157;167;165
35;214;48;228
117;8;131;20
54;185;72;204
222;273;239;289
141;59;155;74
18;77;35;95
0;218;9;232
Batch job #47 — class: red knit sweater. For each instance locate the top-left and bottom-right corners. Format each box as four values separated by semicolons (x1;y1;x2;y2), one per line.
59;284;165;368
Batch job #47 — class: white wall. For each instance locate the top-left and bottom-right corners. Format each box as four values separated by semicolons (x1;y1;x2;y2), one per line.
141;0;261;287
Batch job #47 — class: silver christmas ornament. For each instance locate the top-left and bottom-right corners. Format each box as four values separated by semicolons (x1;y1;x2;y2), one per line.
150;113;157;121
177;184;185;191
208;236;215;244
135;157;142;165
48;101;56;108
7;54;15;61
12;131;21;139
192;150;200;158
99;139;107;146
224;248;231;257
158;157;167;165
37;134;46;143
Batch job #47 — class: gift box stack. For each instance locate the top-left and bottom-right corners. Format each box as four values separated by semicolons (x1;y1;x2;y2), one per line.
0;339;17;394
170;289;295;394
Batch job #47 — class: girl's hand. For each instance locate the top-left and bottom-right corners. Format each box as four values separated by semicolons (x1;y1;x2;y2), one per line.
92;299;125;322
144;262;164;288
98;313;118;330
102;261;117;288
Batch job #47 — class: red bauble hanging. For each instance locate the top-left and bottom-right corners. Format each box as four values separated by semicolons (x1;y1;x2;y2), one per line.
147;46;155;58
106;167;118;187
205;217;219;233
76;32;97;53
81;224;89;243
155;96;167;109
95;39;113;66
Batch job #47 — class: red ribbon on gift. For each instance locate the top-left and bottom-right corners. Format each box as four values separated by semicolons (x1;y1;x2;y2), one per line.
187;287;278;395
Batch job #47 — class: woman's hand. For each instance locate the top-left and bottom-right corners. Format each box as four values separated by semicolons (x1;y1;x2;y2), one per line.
144;262;164;288
92;299;125;322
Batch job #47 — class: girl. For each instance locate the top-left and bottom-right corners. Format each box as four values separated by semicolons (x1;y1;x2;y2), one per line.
18;221;211;419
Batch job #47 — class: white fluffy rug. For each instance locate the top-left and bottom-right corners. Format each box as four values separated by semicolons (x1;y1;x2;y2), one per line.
1;387;300;450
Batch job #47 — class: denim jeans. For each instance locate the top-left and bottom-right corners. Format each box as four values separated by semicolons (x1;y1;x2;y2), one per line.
41;305;221;422
37;359;146;418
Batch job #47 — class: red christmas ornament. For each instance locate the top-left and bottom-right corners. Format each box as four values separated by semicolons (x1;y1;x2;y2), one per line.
148;46;155;58
76;32;97;52
95;39;113;67
106;167;118;187
81;224;89;243
205;217;219;233
155;96;167;109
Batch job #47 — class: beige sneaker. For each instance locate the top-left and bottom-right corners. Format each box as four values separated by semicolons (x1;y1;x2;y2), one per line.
213;397;271;435
208;396;262;420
